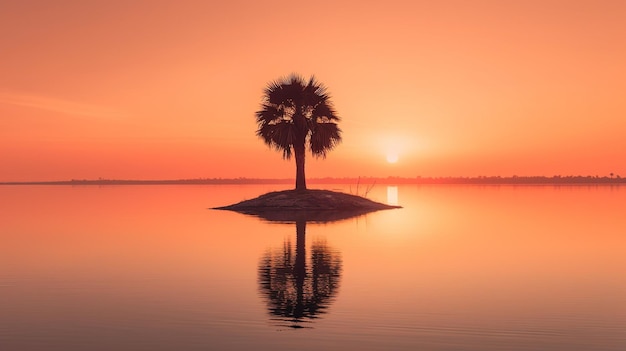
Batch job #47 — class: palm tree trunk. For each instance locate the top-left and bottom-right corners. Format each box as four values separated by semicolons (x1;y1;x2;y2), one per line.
294;142;306;191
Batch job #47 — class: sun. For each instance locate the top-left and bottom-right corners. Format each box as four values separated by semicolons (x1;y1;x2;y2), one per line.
386;153;399;163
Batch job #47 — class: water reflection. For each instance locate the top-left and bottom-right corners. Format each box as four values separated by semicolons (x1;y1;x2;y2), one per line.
247;208;376;329
228;207;380;329
387;186;398;206
258;219;342;329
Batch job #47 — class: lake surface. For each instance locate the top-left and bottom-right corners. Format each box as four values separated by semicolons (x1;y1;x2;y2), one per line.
1;184;625;350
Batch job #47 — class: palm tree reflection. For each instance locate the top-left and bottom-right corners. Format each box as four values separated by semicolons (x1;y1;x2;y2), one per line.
258;219;342;329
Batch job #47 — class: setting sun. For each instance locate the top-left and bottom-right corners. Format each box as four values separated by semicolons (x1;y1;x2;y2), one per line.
386;153;399;164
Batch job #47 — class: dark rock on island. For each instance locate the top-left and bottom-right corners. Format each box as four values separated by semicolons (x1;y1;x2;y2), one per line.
213;189;400;223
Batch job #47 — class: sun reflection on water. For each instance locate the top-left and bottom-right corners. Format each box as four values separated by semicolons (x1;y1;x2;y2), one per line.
386;186;398;206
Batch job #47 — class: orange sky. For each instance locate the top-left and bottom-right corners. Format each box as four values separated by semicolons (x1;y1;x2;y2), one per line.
1;0;625;181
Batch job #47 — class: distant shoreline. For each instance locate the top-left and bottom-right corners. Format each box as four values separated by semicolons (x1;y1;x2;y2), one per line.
1;176;625;186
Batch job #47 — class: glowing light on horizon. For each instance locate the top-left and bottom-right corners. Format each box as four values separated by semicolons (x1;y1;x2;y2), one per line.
386;153;399;163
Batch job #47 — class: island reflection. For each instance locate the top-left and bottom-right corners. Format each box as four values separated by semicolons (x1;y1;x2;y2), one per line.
255;209;373;329
238;208;377;329
258;219;342;329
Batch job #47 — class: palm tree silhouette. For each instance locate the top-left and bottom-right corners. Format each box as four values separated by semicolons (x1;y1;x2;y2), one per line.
256;74;342;191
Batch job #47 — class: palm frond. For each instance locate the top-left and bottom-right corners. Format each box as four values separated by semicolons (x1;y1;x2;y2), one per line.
309;122;341;158
255;104;283;124
312;103;340;122
256;121;298;159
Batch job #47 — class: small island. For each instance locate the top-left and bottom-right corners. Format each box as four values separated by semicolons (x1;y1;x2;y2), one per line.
214;189;400;222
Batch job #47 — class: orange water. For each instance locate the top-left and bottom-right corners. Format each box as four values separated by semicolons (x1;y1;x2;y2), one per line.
1;184;624;350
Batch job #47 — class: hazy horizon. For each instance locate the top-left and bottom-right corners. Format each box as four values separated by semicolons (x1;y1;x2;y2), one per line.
2;173;624;185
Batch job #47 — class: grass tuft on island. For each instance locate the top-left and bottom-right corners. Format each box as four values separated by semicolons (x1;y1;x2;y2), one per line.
212;189;401;223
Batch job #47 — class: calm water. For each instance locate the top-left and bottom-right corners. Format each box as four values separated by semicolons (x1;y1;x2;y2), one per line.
1;184;625;350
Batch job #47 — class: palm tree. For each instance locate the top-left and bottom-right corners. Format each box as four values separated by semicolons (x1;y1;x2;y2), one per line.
256;74;342;191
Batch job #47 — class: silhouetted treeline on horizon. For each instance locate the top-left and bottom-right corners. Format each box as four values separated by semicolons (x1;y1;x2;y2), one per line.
2;175;625;185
